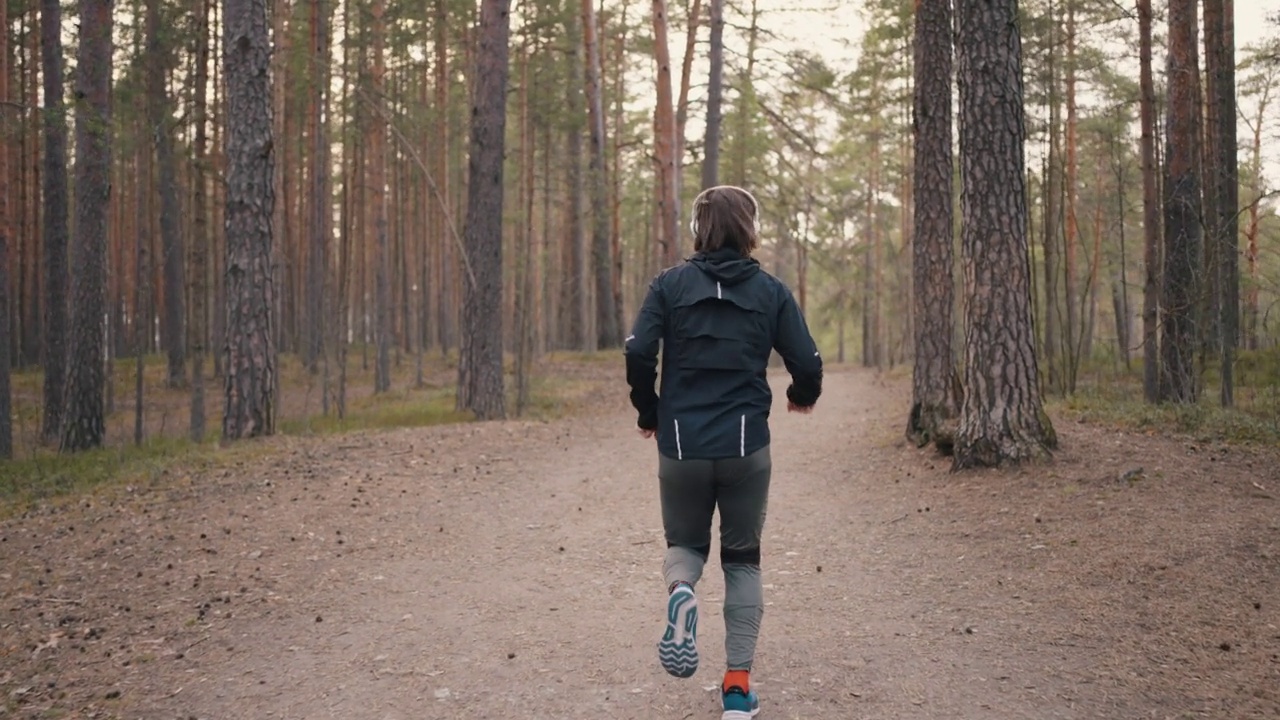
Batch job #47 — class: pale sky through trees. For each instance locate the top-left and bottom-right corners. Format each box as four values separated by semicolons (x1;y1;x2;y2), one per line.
777;0;1277;62
658;0;1280;194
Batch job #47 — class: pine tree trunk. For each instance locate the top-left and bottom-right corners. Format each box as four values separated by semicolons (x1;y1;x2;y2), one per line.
304;0;329;376
906;0;959;453
701;0;724;190
146;0;187;389
0;0;10;458
456;0;509;420
583;0;618;349
1112;132;1132;370
372;0;391;394
222;0;278;440
651;0;680;268
1160;0;1202;404
869;145;882;369
561;7;589;350
1137;0;1160;402
610;12;627;336
860;226;871;368
39;0;69;444
1063;2;1079;393
190;0;211;441
1042;1;1061;394
61;0;114;453
953;0;1056;469
416;61;433;359
134;142;149;447
515;44;534;414
271;0;288;360
1083;155;1103;362
1207;0;1238;406
15;7;36;373
1201;0;1222;361
728;0;759;187
541;117;556;351
412;76;427;389
211;4;226;381
674;0;701;193
336;0;353;416
1244;86;1266;351
433;0;453;353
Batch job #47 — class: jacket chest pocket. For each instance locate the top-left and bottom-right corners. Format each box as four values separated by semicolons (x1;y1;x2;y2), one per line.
671;299;767;371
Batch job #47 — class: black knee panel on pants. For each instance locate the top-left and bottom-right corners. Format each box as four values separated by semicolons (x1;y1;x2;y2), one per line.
722;546;760;566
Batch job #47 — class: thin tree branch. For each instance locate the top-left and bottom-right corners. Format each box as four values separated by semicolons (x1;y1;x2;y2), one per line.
349;82;478;293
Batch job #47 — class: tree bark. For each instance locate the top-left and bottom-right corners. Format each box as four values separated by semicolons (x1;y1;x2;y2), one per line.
146;0;187;389
1207;0;1238;407
306;0;330;376
211;7;226;381
456;0;509;420
1083;154;1103;362
610;7;627;340
728;0;759;187
1137;0;1161;402
134;140;149;447
1113;133;1132;370
906;0;959;453
651;0;680;268
0;0;10;458
61;0;114;453
433;0;454;353
515;44;534;414
372;0;391;393
561;6;589;350
1201;0;1222;360
1160;0;1202;404
190;0;211;441
222;0;278;440
271;0;289;361
1063;1;1080;393
701;0;724;190
1243;76;1268;351
16;5;36;372
1042;0;1061;394
674;0;701;188
953;0;1056;469
867;141;882;369
39;0;69;444
583;0;619;348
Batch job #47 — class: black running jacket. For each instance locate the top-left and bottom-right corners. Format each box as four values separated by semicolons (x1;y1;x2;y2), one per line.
624;248;823;460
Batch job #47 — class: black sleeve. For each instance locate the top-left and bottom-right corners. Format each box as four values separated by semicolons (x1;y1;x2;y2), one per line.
623;276;664;430
773;286;823;407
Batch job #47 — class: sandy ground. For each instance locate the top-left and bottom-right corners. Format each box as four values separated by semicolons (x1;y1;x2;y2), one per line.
2;366;1279;720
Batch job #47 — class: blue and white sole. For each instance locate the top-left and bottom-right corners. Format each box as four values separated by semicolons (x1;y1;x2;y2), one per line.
657;586;699;678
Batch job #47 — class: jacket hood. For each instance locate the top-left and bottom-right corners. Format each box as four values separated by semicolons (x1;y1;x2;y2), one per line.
689;248;761;286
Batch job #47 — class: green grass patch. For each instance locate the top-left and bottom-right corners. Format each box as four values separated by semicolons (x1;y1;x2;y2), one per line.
1;367;604;513
278;384;471;435
1053;372;1280;445
0;435;250;512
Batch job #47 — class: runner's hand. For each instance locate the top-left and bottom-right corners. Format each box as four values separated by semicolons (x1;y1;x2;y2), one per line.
787;402;814;414
639;428;656;439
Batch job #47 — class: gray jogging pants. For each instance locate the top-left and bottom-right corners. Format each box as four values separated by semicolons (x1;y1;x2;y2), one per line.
659;445;770;671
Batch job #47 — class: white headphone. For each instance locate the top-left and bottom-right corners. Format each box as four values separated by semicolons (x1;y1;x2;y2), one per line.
689;185;761;238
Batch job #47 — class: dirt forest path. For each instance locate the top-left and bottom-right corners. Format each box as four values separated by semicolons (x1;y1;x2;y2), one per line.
4;367;1279;720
